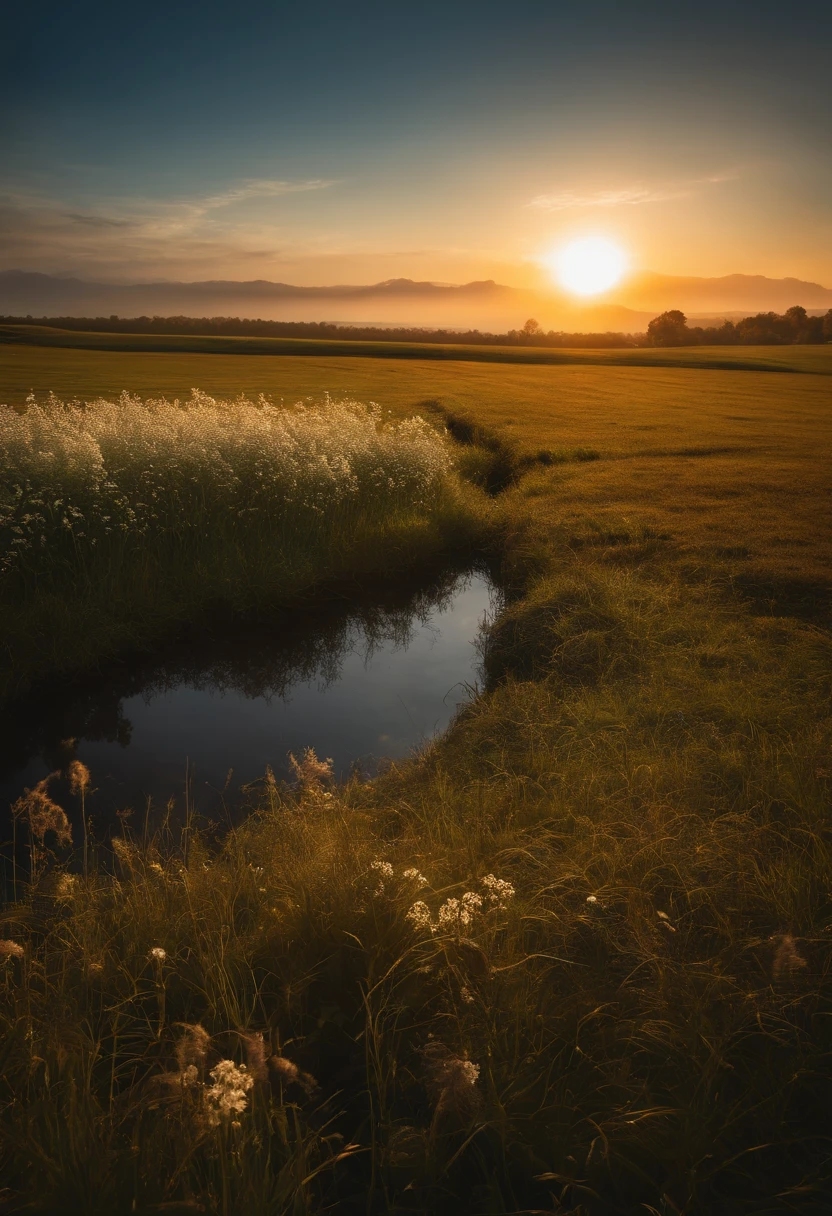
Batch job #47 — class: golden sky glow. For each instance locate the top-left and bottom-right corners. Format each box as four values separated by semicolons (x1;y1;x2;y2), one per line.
2;3;831;292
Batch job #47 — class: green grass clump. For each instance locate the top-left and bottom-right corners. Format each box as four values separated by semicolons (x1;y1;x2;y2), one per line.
0;391;484;700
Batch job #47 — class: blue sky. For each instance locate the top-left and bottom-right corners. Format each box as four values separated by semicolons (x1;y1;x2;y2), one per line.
2;0;830;286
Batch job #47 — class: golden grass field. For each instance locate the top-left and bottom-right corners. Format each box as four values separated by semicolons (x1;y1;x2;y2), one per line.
2;336;832;1213
3;338;831;590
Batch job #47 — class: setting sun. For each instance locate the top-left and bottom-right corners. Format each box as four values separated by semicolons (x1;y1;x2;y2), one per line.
549;236;629;296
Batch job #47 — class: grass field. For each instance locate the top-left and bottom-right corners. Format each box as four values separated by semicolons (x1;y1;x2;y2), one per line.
1;342;831;1214
3;338;831;589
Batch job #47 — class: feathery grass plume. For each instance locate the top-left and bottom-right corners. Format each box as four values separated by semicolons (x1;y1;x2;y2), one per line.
204;1060;254;1127
68;758;92;877
111;835;136;867
0;939;25;960
423;1041;482;1118
268;1055;318;1099
11;774;72;847
771;933;808;980
175;1023;211;1075
288;746;334;793
242;1031;269;1082
67;759;90;795
270;1056;299;1085
54;872;79;900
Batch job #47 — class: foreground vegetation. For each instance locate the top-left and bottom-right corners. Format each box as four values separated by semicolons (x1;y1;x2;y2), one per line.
1;363;831;1213
0;392;480;700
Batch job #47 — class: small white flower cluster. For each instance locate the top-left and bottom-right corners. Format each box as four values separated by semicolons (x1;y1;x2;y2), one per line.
204;1059;255;1128
148;946;167;963
480;874;515;909
0;939;25;961
370;858;394;895
406;900;433;931
407;874;515;935
438;892;483;931
369;860;429;897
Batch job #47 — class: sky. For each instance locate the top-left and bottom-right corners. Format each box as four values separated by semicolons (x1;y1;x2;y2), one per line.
2;0;831;289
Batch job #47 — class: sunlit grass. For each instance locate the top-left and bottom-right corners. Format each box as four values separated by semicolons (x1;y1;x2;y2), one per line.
1;369;831;1212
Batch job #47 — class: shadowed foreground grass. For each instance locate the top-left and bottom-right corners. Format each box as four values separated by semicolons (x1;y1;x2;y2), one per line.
1;377;831;1214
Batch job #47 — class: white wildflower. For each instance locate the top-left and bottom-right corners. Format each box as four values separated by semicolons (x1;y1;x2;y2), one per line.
586;895;598;904
403;867;428;888
437;897;461;929
204;1059;254;1127
481;874;515;908
406;900;433;932
460;985;475;1005
370;860;394;879
0;939;25;960
149;946;167;963
437;892;482;932
460;892;483;925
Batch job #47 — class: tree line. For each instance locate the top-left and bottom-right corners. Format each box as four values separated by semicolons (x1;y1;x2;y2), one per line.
2;306;831;348
646;305;832;346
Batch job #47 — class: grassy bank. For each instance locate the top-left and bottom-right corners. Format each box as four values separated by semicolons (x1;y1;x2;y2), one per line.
2;369;831;1213
0;392;484;701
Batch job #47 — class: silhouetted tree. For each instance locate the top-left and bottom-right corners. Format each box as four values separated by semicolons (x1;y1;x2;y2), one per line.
522;318;541;336
646;310;689;346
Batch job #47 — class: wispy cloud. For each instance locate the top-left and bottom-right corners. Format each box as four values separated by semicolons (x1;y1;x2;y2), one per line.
527;174;737;212
64;212;135;229
0;176;343;278
200;178;338;210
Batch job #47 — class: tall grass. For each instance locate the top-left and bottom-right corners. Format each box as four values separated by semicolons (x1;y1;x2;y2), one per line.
0;391;482;698
3;552;830;1213
2;384;831;1212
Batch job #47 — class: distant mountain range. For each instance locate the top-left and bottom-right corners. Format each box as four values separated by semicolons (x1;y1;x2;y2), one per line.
1;269;830;333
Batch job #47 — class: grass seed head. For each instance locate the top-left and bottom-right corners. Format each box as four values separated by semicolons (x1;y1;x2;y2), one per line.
772;933;808;981
12;775;72;847
67;759;91;795
175;1023;211;1073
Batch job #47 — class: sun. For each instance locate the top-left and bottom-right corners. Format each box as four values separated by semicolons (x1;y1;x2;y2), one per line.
547;236;628;296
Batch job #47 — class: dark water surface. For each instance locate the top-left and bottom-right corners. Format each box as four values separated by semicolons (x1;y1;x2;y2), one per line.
1;571;496;836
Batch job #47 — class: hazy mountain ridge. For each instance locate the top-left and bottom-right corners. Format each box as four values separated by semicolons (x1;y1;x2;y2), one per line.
1;269;829;332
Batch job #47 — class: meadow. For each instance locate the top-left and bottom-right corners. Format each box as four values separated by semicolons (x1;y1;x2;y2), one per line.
1;338;831;1214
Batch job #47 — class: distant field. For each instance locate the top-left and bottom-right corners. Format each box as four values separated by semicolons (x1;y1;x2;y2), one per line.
2;322;832;373
2;338;830;592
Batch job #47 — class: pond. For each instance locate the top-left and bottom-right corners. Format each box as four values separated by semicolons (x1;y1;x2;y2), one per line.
0;570;497;842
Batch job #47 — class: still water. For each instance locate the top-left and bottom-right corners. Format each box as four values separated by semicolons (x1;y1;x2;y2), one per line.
0;571;495;833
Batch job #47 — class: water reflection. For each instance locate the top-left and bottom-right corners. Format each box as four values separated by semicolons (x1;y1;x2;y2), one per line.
0;570;496;834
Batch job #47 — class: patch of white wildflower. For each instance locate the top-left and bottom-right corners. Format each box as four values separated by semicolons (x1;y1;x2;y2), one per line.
406;873;515;935
0;392;454;577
